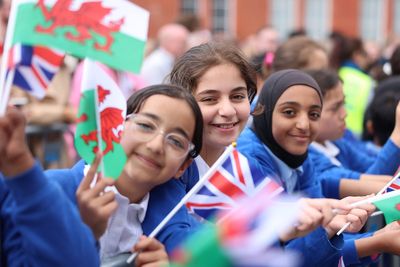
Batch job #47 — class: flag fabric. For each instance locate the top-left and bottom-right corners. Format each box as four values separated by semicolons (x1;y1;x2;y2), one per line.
171;187;300;267
186;148;284;219
384;167;400;193
11;0;149;73
74;59;127;179
338;256;345;267
6;43;64;98
386;177;400;193
372;191;400;224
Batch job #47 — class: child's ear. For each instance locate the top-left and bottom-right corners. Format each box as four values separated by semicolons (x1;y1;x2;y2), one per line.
174;158;193;178
366;120;374;135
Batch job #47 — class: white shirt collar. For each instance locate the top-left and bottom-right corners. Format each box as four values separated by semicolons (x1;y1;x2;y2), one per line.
311;141;342;166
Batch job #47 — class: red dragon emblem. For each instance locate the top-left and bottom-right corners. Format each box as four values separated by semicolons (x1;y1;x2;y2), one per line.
79;85;125;154
35;0;124;53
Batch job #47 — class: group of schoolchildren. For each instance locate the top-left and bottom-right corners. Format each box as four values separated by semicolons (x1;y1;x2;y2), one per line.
2;36;400;267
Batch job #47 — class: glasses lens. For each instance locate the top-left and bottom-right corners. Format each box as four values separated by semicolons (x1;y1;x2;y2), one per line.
130;115;157;141
129;114;194;158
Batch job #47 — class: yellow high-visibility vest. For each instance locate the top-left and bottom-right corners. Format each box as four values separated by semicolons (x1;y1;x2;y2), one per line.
339;66;375;136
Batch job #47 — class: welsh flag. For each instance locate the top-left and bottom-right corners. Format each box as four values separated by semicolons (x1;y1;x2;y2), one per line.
74;59;126;179
10;0;149;73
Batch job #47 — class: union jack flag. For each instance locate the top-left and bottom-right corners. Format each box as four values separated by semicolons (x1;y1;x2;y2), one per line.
186;148;284;219
386;177;400;193
7;44;64;99
381;166;400;193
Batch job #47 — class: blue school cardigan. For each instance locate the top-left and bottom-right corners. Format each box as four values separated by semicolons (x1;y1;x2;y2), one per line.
309;137;400;199
237;127;376;267
45;160;200;254
0;162;99;267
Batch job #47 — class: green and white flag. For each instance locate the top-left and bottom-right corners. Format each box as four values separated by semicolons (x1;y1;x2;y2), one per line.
372;191;400;224
351;190;400;224
11;0;149;73
74;59;127;180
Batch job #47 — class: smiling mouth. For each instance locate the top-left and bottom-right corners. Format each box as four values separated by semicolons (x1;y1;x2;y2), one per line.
211;122;239;129
135;153;162;169
290;135;310;141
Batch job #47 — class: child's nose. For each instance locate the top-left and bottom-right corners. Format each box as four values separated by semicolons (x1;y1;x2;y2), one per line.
296;114;310;130
218;99;236;117
146;133;165;154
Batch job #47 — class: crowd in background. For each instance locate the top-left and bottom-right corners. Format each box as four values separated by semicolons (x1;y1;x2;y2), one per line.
3;0;400;266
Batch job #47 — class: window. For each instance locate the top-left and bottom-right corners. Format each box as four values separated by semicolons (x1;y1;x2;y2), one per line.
181;0;197;14
360;0;384;41
394;0;400;35
271;0;295;39
305;0;331;40
212;0;229;33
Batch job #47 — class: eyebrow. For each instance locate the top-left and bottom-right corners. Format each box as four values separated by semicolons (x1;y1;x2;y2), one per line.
196;86;247;95
139;112;191;139
277;101;322;110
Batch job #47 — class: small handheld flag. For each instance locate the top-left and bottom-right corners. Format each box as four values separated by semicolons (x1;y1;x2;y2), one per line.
74;59;127;179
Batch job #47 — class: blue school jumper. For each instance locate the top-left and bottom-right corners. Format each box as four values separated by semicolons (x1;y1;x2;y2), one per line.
237;127;376;267
0;162;99;267
309;137;400;199
45;160;201;254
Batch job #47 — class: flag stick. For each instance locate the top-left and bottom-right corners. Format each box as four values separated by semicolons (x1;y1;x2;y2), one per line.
337;169;400;235
336;190;400;235
82;59;105;175
376;170;400;195
126;144;236;264
0;0;18;115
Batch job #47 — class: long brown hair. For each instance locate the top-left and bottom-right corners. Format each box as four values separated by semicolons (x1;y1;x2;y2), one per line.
169;42;257;102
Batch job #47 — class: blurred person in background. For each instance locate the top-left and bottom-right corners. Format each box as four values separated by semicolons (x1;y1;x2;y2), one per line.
140;23;189;85
330;33;375;138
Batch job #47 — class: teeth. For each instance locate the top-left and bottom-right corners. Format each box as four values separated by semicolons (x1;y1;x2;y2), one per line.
217;124;234;129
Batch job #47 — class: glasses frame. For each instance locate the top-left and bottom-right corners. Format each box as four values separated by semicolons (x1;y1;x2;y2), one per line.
126;113;195;159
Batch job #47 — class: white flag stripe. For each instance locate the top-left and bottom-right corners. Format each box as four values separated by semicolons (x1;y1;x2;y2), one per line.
17;0;149;41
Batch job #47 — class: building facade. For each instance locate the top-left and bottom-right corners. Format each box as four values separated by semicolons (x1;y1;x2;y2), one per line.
134;0;400;43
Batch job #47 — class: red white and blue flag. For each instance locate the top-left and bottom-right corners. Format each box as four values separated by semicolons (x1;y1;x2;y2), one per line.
385;177;400;193
186;148;284;219
7;44;64;99
381;166;400;194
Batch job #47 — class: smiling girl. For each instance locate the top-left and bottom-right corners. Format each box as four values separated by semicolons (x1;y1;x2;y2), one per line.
46;85;204;265
237;69;400;267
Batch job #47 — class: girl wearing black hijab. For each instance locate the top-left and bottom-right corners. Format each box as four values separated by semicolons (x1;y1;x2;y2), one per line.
237;69;375;267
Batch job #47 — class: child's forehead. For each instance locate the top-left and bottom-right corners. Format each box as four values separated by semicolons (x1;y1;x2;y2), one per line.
273;85;322;108
140;94;188;109
138;95;194;126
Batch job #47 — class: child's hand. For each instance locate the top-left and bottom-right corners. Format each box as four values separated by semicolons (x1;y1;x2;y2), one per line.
280;197;351;241
133;235;169;267
374;220;400;236
325;196;375;236
0;106;34;177
76;154;118;240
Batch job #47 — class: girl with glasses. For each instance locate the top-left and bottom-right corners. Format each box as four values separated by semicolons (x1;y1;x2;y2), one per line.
45;84;204;266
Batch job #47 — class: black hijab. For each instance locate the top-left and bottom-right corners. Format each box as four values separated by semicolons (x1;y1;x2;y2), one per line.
253;69;323;168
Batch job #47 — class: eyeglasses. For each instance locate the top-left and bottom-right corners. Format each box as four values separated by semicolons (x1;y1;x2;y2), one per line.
127;113;195;158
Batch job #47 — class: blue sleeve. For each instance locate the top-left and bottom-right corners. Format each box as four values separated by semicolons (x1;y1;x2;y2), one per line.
337;138;400;175
364;139;400;175
45;160;86;205
308;147;360;199
343;232;380;267
285;227;344;267
142;178;201;254
4;162;99;267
